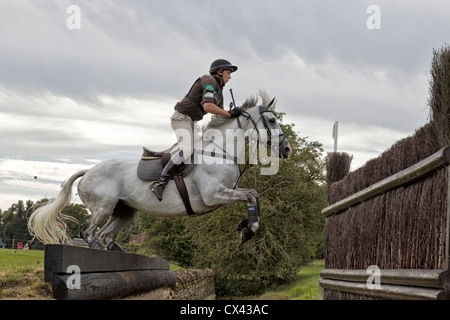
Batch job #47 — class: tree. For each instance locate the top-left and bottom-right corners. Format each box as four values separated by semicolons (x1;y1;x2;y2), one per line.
0;199;90;249
144;216;195;267
0;200;33;248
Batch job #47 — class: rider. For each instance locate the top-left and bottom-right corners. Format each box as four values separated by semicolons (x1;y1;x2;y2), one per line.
150;59;242;201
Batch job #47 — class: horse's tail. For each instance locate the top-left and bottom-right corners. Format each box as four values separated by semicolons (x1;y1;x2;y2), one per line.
28;170;88;245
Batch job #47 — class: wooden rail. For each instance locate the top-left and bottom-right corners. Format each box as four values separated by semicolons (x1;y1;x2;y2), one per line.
321;269;448;288
320;279;446;300
322;146;450;217
320;269;449;300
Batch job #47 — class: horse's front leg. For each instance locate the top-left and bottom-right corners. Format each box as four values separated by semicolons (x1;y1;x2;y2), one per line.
236;195;260;243
203;184;260;243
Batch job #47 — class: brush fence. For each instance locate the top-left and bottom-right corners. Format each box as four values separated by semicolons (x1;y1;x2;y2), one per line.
320;146;450;300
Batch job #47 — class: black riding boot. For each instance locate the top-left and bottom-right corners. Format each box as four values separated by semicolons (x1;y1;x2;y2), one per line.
150;158;184;201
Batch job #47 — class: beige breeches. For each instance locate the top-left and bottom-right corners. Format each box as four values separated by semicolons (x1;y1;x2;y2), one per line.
170;110;200;163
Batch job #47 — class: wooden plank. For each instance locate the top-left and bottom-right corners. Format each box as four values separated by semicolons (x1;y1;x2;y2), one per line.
320;278;447;300
322;146;450;216
44;244;169;282
320;269;449;289
52;269;177;300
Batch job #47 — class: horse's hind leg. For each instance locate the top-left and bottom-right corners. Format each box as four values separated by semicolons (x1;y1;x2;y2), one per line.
80;200;118;250
81;215;108;250
96;200;137;251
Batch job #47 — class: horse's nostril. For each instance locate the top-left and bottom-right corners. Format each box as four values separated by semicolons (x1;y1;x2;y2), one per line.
284;143;292;158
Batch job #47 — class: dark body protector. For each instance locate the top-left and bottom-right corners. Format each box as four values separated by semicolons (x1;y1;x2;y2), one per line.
175;74;224;121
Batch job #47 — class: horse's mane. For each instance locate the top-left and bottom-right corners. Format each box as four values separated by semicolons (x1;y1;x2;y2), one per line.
205;90;272;130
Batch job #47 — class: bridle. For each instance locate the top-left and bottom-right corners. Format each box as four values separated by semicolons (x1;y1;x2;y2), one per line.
199;104;287;165
237;105;288;149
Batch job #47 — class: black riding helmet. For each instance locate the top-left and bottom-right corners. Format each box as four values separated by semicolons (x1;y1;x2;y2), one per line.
209;59;238;75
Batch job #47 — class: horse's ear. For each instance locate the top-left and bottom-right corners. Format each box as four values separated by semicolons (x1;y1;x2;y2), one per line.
268;97;277;110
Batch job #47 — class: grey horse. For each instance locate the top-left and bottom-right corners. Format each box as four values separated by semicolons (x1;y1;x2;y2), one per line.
28;91;292;250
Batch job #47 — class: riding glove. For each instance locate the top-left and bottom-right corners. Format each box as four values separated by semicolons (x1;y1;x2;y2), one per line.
229;107;242;118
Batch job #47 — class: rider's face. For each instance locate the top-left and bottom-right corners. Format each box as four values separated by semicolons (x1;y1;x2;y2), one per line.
221;70;232;84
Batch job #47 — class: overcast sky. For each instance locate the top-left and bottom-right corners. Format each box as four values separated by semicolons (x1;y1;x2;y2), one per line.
0;0;449;211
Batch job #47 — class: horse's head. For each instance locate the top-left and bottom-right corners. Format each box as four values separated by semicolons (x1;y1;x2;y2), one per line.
240;91;292;160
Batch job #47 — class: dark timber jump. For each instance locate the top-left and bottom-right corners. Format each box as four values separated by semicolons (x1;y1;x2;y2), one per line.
44;244;177;300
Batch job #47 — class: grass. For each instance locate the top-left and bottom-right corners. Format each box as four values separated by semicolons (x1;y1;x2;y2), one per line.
255;260;324;300
170;263;183;271
0;249;51;299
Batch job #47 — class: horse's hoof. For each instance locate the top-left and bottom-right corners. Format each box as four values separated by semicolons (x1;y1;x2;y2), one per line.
240;227;255;244
88;238;105;250
107;241;126;252
237;218;248;231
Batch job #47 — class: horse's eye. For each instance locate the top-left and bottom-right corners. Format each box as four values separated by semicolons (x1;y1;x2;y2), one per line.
269;118;276;124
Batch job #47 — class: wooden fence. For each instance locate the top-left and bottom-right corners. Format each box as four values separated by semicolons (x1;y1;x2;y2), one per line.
320;147;450;299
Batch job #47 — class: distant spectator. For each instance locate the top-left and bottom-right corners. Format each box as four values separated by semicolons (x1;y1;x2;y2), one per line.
0;240;5;248
23;243;29;250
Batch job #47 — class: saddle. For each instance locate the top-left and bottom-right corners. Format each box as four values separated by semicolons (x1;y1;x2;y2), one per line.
137;146;196;215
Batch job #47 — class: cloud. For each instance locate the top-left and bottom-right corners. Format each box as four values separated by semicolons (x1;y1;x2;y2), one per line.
236;52;429;129
0;157;93;210
2;0;447;101
0;0;222;102
0;158;92;182
0;88;178;158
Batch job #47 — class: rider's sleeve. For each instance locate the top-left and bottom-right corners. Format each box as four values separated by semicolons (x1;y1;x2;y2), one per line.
200;75;218;105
